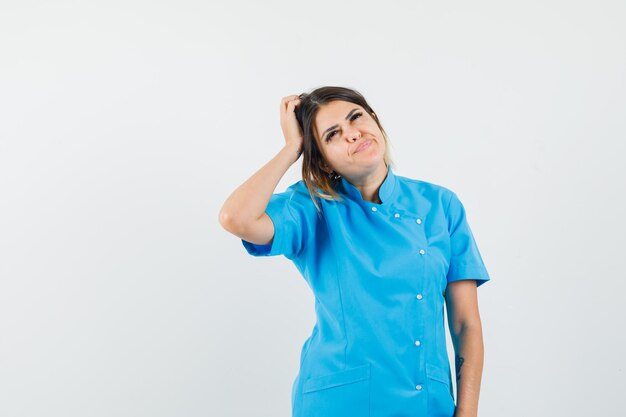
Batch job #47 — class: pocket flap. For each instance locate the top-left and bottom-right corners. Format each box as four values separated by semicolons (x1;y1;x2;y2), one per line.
302;363;370;393
426;363;450;385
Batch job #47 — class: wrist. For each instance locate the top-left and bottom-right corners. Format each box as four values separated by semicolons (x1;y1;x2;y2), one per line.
454;407;477;417
283;144;302;162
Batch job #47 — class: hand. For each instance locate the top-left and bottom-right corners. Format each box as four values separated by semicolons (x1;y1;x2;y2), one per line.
279;95;304;159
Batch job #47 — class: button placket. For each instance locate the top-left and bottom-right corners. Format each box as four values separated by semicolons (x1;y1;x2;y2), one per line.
413;292;426;391
414;215;427;257
411;214;427;393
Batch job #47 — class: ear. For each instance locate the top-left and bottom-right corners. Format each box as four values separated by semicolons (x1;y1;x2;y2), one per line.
319;160;332;174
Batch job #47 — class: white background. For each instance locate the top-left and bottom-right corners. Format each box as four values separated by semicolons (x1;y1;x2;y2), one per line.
1;1;625;416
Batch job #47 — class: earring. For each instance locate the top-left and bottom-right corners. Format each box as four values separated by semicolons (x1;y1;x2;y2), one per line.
328;170;341;180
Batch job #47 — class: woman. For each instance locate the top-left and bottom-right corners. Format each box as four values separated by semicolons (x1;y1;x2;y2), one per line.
219;86;490;417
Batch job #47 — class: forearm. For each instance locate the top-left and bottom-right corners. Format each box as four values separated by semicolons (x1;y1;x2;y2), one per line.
219;145;300;230
452;324;484;417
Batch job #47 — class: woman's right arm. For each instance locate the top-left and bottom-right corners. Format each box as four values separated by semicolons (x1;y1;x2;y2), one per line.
218;95;303;245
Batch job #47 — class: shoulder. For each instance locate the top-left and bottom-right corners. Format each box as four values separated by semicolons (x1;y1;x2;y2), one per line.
271;180;322;217
395;174;457;206
280;180;319;203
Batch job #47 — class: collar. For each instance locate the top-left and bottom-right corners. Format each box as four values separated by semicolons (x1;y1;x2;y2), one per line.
339;164;396;205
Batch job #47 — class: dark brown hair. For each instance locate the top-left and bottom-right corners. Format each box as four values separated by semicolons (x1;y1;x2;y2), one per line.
294;86;395;213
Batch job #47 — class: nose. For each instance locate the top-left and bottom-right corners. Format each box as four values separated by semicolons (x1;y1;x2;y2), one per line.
344;126;361;141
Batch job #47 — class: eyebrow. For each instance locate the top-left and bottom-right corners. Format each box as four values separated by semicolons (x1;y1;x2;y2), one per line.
321;108;360;139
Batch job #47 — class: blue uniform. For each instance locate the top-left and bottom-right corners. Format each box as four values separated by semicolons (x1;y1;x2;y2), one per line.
241;165;490;417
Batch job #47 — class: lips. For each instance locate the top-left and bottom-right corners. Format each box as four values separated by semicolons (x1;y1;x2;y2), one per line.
354;139;372;154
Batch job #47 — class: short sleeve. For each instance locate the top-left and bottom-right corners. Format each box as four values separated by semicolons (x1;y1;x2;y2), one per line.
445;191;491;287
241;184;318;260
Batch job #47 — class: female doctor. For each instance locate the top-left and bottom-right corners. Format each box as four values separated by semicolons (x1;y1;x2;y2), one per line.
219;86;491;417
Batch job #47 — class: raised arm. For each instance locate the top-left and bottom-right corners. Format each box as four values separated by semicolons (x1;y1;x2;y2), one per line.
218;95;303;245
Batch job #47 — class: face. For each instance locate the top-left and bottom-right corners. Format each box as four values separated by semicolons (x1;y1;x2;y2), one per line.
313;100;386;177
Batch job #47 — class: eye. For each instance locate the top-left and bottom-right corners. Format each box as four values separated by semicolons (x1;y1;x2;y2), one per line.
350;112;363;121
325;130;337;142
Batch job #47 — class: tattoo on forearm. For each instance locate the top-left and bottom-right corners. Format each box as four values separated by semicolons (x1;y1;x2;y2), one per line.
455;354;464;382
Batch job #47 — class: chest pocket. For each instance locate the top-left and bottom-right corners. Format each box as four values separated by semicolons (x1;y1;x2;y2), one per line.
301;363;370;417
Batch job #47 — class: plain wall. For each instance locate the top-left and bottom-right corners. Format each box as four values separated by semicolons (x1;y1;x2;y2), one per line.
1;1;625;416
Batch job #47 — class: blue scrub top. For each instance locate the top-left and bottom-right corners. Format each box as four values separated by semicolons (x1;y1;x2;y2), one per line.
241;165;490;417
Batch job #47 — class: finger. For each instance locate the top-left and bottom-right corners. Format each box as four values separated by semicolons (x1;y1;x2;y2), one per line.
281;95;299;105
284;99;300;113
281;97;297;112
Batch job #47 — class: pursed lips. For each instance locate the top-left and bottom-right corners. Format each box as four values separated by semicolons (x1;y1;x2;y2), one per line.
353;139;372;154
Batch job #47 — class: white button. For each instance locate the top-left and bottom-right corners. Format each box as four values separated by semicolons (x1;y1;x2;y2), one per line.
394;213;400;218
371;207;378;212
415;384;422;390
416;218;422;224
415;340;421;347
416;294;423;300
419;249;425;255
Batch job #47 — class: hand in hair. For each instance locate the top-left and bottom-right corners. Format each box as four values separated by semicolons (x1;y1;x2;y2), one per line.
280;95;304;159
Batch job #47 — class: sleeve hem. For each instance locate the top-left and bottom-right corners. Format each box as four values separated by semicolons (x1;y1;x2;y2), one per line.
240;192;298;258
447;276;491;288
